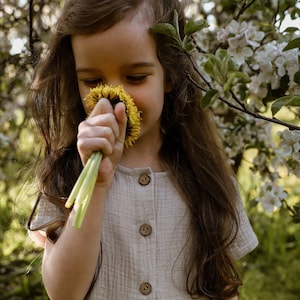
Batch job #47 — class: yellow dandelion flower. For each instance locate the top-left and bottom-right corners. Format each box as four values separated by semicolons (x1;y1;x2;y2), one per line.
65;85;141;229
84;85;141;147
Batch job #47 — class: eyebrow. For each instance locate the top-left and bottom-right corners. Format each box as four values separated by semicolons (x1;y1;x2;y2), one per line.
76;62;155;73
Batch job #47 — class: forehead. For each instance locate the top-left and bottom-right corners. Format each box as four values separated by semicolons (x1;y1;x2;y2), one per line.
71;0;154;37
71;13;158;68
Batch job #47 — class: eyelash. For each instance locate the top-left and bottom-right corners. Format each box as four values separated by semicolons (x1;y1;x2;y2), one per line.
126;75;147;82
82;75;147;87
83;79;103;87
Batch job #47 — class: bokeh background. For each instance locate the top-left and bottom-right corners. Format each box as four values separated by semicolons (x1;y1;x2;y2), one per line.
0;1;299;299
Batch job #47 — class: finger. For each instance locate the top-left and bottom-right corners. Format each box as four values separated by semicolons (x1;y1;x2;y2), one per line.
114;102;127;144
77;126;115;151
89;98;114;117
85;98;120;139
79;116;118;141
78;137;114;156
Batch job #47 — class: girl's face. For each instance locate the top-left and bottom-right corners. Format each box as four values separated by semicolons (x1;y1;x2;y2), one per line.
72;10;171;149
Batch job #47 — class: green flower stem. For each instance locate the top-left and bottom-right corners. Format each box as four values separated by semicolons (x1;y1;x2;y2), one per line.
65;155;94;209
65;151;103;229
73;152;102;228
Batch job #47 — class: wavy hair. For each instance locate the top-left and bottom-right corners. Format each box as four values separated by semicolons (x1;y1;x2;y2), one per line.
28;0;241;298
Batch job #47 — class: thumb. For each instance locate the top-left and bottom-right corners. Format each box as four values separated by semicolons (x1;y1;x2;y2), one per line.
89;98;114;117
114;102;127;144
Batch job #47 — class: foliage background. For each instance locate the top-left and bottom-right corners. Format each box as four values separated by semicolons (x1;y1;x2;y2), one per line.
0;0;299;299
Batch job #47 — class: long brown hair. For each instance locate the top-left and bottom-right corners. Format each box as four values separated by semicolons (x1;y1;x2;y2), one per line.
28;0;241;298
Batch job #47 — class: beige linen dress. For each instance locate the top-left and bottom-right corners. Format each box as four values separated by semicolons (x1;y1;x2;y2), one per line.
29;165;258;299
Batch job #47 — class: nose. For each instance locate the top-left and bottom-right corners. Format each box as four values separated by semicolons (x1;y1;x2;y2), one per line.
105;78;123;87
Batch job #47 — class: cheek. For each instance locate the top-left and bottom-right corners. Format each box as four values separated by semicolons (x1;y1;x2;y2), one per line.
78;85;91;114
81;101;90;115
134;90;164;119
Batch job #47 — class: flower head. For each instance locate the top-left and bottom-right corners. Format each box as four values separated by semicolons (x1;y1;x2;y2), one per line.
257;181;287;212
84;85;141;148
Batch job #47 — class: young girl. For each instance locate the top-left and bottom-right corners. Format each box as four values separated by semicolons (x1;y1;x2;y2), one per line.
27;0;258;299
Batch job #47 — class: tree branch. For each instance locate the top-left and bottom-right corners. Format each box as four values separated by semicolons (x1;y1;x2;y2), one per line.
29;0;35;65
186;51;300;131
235;0;256;20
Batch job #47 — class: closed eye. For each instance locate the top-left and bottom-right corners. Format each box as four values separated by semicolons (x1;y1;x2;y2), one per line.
82;79;103;88
126;75;147;83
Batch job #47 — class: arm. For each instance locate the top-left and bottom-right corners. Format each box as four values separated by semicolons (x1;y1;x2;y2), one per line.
42;100;127;300
42;187;106;300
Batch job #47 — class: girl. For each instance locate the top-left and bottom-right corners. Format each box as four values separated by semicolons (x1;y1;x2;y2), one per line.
28;0;258;299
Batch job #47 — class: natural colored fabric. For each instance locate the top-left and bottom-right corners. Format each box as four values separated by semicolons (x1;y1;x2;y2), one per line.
29;165;258;299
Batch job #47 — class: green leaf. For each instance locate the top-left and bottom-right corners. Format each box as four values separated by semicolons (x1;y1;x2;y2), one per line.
184;19;209;36
150;23;178;39
173;10;180;39
183;36;195;51
214;49;228;62
204;54;223;77
291;203;300;223
224;71;250;91
216;49;239;77
294;71;300;85
283;38;300;51
271;95;300;116
283;26;299;33
201;89;219;109
203;57;216;77
238;83;247;101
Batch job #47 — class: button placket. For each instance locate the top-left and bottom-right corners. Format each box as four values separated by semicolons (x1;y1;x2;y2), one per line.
135;171;155;297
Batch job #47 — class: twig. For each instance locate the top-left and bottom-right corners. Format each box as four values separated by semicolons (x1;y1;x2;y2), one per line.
29;0;36;66
185;52;300;131
235;0;256;20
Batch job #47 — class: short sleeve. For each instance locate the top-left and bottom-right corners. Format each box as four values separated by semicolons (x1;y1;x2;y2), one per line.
229;197;258;260
27;196;66;246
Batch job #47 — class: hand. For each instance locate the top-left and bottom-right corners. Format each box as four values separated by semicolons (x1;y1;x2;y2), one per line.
77;98;127;186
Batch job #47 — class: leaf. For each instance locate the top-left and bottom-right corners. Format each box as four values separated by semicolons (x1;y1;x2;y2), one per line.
201;89;219;109
173;10;180;39
215;49;228;61
184;19;209;36
294;71;300;85
238;83;247;102
283;38;300;51
216;49;239;75
204;53;223;77
203;57;217;77
271;95;300;116
283;26;299;33
291;203;300;224
150;23;178;39
183;36;195;51
224;71;250;91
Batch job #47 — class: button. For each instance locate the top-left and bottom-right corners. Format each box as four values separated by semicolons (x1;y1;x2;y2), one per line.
139;282;152;295
139;223;152;236
138;174;151;186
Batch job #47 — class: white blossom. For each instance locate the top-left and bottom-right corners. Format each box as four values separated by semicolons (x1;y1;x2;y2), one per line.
248;74;268;98
276;130;300;178
257;182;287;212
245;23;265;47
217;20;265;66
228;35;253;65
0;133;9;148
249;41;300;97
193;5;299;214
